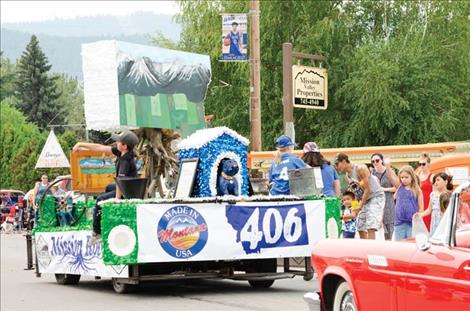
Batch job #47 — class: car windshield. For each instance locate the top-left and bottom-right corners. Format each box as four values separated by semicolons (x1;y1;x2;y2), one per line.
430;194;454;244
430;182;470;245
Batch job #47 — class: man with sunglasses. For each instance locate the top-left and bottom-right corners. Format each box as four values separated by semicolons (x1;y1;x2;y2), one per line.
336;153;373;239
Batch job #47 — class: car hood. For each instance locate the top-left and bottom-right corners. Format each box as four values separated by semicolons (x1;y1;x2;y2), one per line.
312;238;418;267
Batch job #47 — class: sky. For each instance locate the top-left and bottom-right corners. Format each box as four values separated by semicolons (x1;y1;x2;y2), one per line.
0;0;180;24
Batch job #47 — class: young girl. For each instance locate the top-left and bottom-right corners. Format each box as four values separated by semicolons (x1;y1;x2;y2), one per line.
355;165;385;240
386;163;424;241
268;135;306;195
419;172;453;235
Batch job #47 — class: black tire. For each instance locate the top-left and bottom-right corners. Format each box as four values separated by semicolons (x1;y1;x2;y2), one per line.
247;258;277;289
55;273;80;285
333;281;357;311
248;279;275;288
112;278;137;294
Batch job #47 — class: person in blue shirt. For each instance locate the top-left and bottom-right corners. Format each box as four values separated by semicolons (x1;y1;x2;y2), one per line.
268;135;307;195
301;142;340;197
227;22;242;56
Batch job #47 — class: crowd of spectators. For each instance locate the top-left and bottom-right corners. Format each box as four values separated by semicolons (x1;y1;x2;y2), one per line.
268;135;460;240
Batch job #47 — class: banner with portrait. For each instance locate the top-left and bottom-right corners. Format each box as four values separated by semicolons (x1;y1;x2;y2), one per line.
221;14;248;61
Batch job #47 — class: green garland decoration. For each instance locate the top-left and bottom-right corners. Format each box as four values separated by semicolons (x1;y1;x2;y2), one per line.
304;195;325;201
74;200;95;226
33;224;93;235
101;201;138;265
324;197;341;238
33;199;95;235
38;196;57;227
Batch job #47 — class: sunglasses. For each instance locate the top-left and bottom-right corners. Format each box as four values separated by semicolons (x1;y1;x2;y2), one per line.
371;159;381;164
418;163;427;166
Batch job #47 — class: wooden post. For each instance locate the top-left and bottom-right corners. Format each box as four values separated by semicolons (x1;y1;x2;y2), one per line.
282;42;293;137
249;0;262;151
282;44;326;138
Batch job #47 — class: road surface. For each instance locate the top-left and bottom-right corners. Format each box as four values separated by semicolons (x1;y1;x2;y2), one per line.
1;232;319;311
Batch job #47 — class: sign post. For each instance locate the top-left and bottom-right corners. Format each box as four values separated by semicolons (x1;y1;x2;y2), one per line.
282;44;327;136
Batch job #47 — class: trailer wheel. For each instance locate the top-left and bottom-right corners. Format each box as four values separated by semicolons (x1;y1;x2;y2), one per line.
248;280;275;288
248;258;277;289
112;278;137;294
55;274;80;285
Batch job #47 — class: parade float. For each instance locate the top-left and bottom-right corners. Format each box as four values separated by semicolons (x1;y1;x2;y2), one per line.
30;41;341;294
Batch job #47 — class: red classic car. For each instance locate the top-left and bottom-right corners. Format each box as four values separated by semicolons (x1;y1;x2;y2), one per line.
305;181;470;311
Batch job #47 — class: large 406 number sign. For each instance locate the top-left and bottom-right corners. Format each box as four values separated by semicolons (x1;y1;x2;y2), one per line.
225;204;309;254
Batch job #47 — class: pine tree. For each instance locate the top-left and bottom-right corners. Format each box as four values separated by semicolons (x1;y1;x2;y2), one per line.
0;51;17;101
14;35;63;131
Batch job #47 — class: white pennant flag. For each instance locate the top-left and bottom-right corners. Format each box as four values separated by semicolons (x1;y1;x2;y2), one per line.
35;130;70;168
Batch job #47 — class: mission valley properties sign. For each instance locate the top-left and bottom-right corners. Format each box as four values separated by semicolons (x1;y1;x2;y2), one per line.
292;65;328;110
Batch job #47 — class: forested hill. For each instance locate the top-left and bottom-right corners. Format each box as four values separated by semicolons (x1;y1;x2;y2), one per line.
1;12;181;79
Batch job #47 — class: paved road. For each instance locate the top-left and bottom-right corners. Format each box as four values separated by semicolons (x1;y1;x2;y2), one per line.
1;233;319;311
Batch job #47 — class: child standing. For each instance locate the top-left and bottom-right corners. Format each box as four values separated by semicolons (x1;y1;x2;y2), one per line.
341;191;357;238
385;163;424;241
420;172;453;235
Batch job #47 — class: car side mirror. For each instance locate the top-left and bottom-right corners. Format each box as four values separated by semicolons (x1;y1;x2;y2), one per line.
415;233;431;251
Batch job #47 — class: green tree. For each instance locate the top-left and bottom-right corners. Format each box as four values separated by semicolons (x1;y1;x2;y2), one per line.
170;0;470;149
14;35;63;131
0;51;16;101
58;130;78;159
55;74;87;139
0;101;46;191
148;30;180;50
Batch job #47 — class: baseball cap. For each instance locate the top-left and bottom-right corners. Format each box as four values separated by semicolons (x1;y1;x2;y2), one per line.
334;153;349;165
303;142;320;153
275;135;297;148
110;130;139;149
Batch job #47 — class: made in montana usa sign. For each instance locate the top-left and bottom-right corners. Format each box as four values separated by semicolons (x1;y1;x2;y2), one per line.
292;65;328;110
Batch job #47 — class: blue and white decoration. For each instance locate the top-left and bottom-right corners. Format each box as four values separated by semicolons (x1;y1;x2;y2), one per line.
178;127;250;197
136;200;325;263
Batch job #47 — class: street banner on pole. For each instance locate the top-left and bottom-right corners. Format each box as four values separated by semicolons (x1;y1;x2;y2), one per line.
221;14;248;61
35;130;70;168
292;65;328;110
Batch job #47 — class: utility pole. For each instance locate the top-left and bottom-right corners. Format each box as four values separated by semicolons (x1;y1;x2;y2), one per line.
249;0;262;151
282;43;293;138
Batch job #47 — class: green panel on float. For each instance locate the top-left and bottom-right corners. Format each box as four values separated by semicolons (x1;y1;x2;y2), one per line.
119;93;205;137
